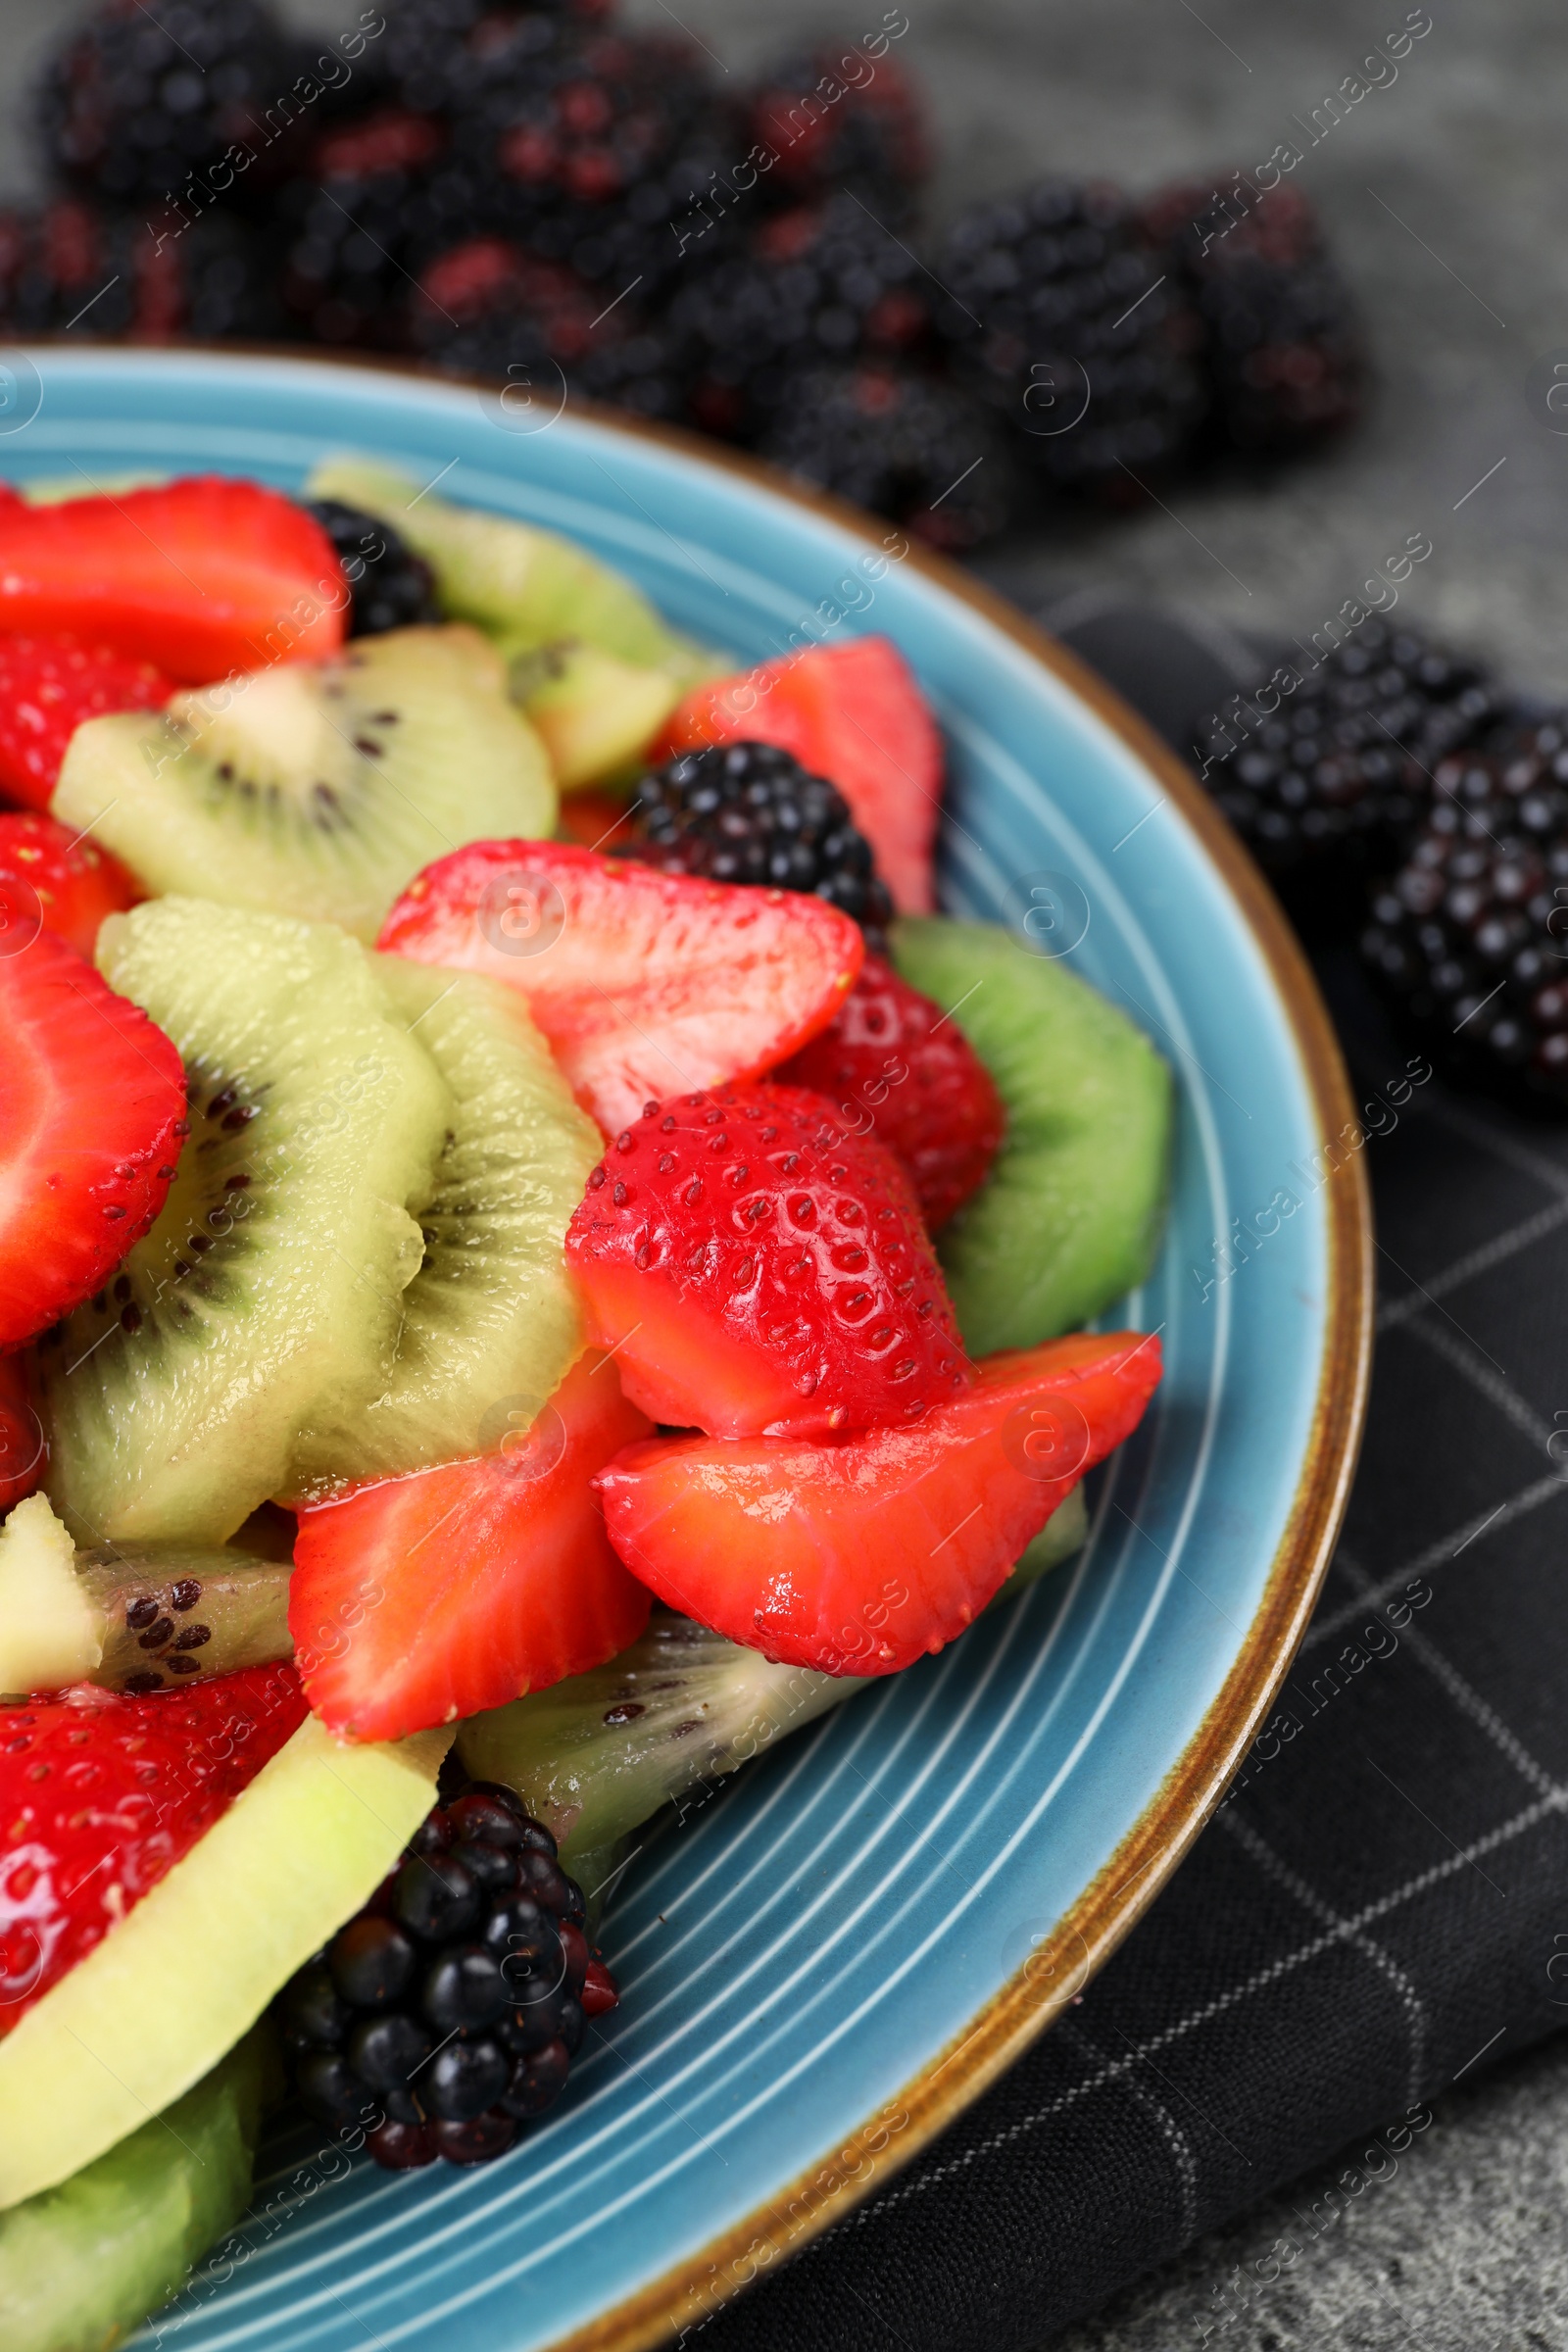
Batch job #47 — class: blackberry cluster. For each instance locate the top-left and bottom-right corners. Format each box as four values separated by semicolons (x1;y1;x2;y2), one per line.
625;743;895;950
0;199;280;342
745;43;930;213
757;363;1020;553
307;500;440;637
936;178;1209;500
1360;723;1568;1106
276;111;452;348
1193;618;1497;916
1143;180;1366;455
278;1782;614;2173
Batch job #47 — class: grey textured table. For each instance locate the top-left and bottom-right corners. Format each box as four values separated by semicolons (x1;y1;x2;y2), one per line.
5;4;1565;2345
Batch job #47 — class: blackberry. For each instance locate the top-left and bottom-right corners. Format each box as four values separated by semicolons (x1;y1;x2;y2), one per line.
306;500;441;637
1359;723;1568;1107
382;0;609;119
275;1779;616;2173
756;363;1022;551
623;743;895;950
673;194;933;443
277;110;450;349
745;43;930;213
37;0;294;208
1193;616;1496;919
936;178;1208;500
1142;178;1366;456
0;198;282;342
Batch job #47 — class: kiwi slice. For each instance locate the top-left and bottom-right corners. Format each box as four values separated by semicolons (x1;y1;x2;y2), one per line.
891;916;1173;1354
288;957;601;1494
306;456;718;686
512;640;681;791
51;625;556;944
0;2028;270;2352
33;898;452;1545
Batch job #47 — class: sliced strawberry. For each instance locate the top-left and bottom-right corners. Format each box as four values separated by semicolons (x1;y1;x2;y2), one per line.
0;632;174;812
654;637;943;915
565;1081;969;1440
0;1665;306;2032
378;840;863;1137
291;1353;655;1742
0;928;186;1349
0;811;144;959
778;953;1005;1229
0;1352;44;1512
598;1330;1161;1673
0;479;345;683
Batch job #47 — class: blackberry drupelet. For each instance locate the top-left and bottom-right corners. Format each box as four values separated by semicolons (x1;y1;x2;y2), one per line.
1193;616;1496;918
307;500;441;637
1142;178;1366;456
0;199;282;341
1359;722;1568;1107
37;0;294;207
745;43;930;213
756;362;1021;551
936;178;1208;501
277;1780;617;2173
623;743;896;950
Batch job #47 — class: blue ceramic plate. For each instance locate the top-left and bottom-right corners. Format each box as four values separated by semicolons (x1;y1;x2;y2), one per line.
1;349;1370;2352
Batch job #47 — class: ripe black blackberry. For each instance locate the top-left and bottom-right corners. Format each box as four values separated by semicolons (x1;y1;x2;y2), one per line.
1141;178;1366;456
672;194;933;443
277;1781;616;2173
756;363;1022;551
0;198;282;341
623;744;895;950
1193;617;1497;920
277;110;451;349
745;44;930;214
936;179;1208;501
382;0;610;119
1359;723;1568;1107
37;0;294;207
307;501;441;637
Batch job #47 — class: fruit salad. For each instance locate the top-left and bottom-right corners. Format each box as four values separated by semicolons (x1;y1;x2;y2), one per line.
0;460;1171;2349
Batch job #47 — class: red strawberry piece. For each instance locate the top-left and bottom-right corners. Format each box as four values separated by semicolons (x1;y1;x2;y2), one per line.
0;927;187;1350
0;1665;306;2033
654;637;943;916
378;840;863;1138
0;1352;45;1512
597;1330;1161;1673
564;1081;970;1441
778;953;1004;1230
581;1953;619;2016
0;811;144;960
290;1352;655;1742
0;632;174;813
0;478;345;683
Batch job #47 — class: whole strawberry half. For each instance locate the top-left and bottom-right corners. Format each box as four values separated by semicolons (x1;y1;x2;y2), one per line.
564;1081;970;1441
0;927;187;1350
0;631;173;813
779;953;1004;1230
597;1330;1161;1673
0;1666;306;2031
0;810;144;959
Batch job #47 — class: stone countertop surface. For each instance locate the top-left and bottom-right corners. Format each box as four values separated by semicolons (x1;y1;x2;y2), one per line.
4;3;1565;2345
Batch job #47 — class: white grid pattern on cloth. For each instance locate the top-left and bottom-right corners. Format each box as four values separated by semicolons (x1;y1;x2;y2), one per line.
1055;2018;1201;2246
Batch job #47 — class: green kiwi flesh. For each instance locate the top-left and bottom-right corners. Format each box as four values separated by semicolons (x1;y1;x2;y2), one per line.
51;625;555;943
511;640;680;791
891;916;1173;1354
33;898;451;1544
0;2028;270;2352
287;957;601;1494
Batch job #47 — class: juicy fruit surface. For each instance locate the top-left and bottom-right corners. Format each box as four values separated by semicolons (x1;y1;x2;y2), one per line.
0;633;172;812
597;1330;1162;1673
567;1082;969;1440
0;1664;305;2034
0;2030;268;2352
779;951;1006;1229
288;957;601;1493
52;625;557;944
0;1494;101;1698
655;637;942;916
0;479;345;682
75;1544;293;1696
379;840;864;1137
291;1352;655;1742
0;1355;44;1512
35;898;451;1544
0;926;186;1350
515;641;680;792
893;917;1173;1352
0;810;143;958
0;1714;448;2209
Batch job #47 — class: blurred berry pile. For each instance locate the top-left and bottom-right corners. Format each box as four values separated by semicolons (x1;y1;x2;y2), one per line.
7;0;1368;551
